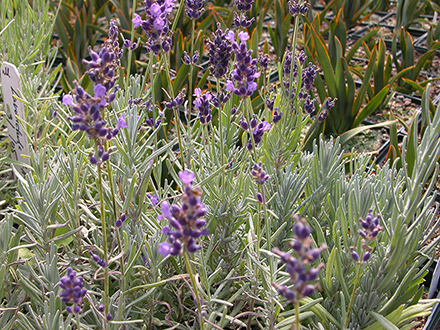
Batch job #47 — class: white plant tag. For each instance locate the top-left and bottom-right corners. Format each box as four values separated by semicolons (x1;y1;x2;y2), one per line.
1;62;30;175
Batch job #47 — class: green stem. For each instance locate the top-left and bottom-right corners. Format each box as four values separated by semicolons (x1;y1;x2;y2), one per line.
186;20;196;169
75;313;81;330
216;79;226;168
294;301;300;330
97;163;109;319
104;142;126;320
183;252;205;330
244;97;256;161
345;263;362;329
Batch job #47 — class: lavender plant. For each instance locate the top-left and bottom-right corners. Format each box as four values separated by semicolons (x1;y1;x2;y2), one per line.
4;0;440;329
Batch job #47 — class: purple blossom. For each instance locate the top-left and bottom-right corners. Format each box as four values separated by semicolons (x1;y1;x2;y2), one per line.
185;0;205;20
179;170;195;186
206;24;233;79
165;91;185;109
259;54;270;71
273;216;326;304
225;31;261;98
133;0;175;54
317;98;336;123
132;13;142;28
350;210;383;264
63;21;126;165
158;241;172;257
233;12;254;28
63;95;74;106
193;88;213;125
251;162;269;185
272;108;283;124
146;193;159;206
117;116;128;128
289;0;310;17
158;171;209;257
248;120;271;150
235;0;255;12
82;20;122;92
182;50;199;65
59;267;87;314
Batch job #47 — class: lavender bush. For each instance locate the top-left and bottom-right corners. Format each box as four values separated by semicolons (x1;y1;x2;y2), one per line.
1;0;440;329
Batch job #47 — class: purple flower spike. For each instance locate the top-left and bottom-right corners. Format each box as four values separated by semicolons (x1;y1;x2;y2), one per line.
273;215;326;304
59;267;87;314
351;210;383;264
159;170;208;256
132;0;175;54
193;88;213;125
185;0;205;20
226;30;260;98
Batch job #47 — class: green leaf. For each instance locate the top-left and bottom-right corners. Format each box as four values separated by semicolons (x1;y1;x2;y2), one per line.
370;311;400;330
353;85;390;127
339;120;397;146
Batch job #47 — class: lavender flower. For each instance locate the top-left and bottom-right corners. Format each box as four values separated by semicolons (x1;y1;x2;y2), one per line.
233;12;255;28
350;210;383;263
115;213;127;227
247;121;271;150
272;108;283;124
193;88;213;125
158;171;209;257
257;192;264;204
266;97;275;111
182;50;199;65
317;97;336;123
273;216;326;304
146;193;159;206
235;0;255;12
59;267;87;314
185;0;205;20
251;162;269;185
302;63;317;91
165;91;185;109
123;39;138;50
212;91;231;109
304;97;315;114
83;20;122;93
206;24;233;79
89;252;107;267
133;0;175;54
63;21;126;164
288;0;310;17
259;54;270;71
283;51;311;102
225;31;261;98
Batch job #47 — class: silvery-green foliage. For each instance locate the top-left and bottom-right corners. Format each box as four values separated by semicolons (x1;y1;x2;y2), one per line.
297;101;440;329
0;0;56;66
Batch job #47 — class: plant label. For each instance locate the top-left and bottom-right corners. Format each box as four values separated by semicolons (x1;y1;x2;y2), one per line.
1;62;30;175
